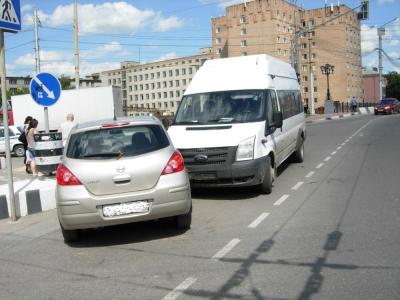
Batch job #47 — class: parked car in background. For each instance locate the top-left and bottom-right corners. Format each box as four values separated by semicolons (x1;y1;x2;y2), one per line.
374;98;400;115
0;125;25;157
56;116;192;243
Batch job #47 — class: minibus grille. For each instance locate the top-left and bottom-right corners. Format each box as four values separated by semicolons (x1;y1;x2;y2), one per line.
179;147;231;166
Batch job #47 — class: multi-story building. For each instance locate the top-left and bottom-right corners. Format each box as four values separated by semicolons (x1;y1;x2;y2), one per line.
0;76;31;96
363;68;386;103
212;0;363;112
100;51;212;116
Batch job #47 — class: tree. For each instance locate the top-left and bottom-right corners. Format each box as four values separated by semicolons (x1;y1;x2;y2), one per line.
0;87;29;107
384;71;400;99
59;75;72;90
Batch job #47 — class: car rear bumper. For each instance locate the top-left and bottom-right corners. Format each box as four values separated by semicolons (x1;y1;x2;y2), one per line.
57;172;191;230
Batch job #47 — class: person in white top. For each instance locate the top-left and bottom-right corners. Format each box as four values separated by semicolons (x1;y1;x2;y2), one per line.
60;113;76;146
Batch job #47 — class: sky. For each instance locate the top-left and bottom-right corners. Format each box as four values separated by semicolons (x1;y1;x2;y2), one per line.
2;0;400;78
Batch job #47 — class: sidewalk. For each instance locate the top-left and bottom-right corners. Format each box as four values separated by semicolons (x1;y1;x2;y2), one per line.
305;106;374;123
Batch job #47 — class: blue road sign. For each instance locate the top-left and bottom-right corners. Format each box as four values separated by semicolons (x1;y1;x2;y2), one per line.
30;73;62;107
0;0;21;32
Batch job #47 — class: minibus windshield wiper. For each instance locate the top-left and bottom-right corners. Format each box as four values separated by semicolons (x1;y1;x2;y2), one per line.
174;120;201;125
207;117;235;123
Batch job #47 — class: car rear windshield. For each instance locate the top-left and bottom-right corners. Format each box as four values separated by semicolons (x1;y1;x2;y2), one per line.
380;99;394;104
66;124;170;159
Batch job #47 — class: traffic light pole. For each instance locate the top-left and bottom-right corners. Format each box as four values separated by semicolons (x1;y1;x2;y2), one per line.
0;31;17;222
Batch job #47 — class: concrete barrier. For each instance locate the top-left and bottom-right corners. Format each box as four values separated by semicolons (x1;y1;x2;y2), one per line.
0;178;56;220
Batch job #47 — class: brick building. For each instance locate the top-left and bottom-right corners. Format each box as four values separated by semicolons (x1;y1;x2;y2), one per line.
212;0;363;112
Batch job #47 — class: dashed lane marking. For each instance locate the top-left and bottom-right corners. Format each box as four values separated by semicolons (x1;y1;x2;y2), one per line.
331;151;337;155
162;277;197;300
274;194;289;206
291;181;304;190
212;239;241;260
248;213;270;229
324;156;331;162
316;163;324;169
305;171;315;178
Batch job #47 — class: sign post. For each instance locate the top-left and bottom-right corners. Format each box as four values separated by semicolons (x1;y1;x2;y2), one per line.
0;0;21;222
29;72;62;132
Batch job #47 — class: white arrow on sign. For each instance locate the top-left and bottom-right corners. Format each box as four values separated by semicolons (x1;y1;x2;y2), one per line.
33;75;55;99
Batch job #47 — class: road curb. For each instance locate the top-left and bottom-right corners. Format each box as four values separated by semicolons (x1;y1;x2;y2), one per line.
0;179;56;220
306;107;374;123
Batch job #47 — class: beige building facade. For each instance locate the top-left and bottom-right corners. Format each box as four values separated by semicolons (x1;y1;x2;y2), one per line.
100;52;212;116
212;0;363;112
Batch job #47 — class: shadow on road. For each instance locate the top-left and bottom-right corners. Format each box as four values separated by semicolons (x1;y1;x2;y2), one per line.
68;218;188;248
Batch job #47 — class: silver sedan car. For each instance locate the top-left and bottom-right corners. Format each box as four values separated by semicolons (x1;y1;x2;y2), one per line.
56;116;192;243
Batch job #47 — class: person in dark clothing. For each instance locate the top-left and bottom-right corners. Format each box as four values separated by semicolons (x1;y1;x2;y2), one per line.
22;116;32;174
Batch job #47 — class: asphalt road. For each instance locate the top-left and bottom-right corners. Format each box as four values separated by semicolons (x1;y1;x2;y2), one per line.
0;114;399;300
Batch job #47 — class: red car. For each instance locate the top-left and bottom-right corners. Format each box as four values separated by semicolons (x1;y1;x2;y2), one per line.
374;98;400;115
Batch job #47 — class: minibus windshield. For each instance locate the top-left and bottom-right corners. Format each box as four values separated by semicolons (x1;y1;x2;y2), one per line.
174;90;265;124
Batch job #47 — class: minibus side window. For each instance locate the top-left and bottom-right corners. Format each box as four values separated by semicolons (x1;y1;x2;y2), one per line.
266;89;279;131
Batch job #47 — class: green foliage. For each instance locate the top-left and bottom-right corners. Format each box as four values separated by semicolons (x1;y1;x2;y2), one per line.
384;71;400;99
59;75;72;90
0;87;29;106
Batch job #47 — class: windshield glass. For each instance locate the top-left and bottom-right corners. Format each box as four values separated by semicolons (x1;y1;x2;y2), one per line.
66;124;170;159
380;99;394;105
174;90;265;124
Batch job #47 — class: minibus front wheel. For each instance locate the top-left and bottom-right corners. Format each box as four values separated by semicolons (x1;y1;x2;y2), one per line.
259;156;275;194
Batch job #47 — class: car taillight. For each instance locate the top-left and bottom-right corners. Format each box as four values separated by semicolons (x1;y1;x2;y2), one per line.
56;164;82;185
161;151;184;175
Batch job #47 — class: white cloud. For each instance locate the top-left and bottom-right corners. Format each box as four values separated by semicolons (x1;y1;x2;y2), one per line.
361;25;378;55
81;42;124;59
21;4;33;14
15;50;66;66
198;0;244;9
153;15;183;32
153;52;178;62
23;2;183;34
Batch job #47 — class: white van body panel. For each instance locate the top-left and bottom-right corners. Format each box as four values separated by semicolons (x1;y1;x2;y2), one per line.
184;54;298;95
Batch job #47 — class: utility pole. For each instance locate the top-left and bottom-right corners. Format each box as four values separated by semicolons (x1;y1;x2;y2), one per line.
33;8;40;73
73;1;80;89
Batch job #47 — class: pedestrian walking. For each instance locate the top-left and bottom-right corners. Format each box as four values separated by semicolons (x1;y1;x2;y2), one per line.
20;116;32;174
26;119;40;176
59;113;75;146
351;96;358;113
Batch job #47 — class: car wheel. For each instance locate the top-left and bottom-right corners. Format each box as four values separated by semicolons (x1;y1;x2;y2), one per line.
292;139;304;163
175;205;192;229
13;145;25;157
259;156;275;195
60;223;80;243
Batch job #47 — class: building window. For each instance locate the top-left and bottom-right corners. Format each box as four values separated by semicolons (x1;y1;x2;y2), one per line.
175;69;179;76
182;79;187;85
240;28;247;35
304;87;308;93
242;52;247;56
216;48;222;55
169;81;173;87
176;80;180;87
303;76;308;82
170;91;174;97
314;87;317;92
302;65;307;72
302;54;307;60
163;92;167;98
182;68;186;75
145;74;148;80
241;40;247;47
176;91;180;97
311;53;316;59
216;26;221;33
108;79;111;85
240;16;246;24
188;68;193;75
216;38;221;44
163;71;166;78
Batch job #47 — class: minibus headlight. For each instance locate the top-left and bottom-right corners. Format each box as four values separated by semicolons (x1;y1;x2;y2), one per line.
236;136;255;161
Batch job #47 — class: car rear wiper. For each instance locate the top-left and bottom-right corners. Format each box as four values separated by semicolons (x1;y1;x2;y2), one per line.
83;152;122;158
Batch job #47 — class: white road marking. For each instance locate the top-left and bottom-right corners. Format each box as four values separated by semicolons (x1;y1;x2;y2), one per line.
316;163;324;169
337;146;342;150
305;171;315;178
212;239;241;260
162;277;197;300
359;133;364;137
291;181;304;190
274;194;290;206
248;213;270;228
341;143;346;146
324;156;331;162
331;151;337;155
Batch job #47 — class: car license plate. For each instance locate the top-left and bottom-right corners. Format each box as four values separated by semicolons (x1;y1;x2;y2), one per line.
103;201;150;217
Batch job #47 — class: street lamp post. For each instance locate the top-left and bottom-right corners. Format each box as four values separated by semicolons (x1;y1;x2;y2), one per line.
320;64;334;101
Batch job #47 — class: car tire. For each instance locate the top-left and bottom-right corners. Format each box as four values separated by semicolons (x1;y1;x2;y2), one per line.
293;138;305;163
259;156;274;195
13;145;25;157
175;206;192;229
60;223;80;243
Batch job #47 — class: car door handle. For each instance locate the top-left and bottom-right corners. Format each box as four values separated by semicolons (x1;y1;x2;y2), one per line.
113;174;131;184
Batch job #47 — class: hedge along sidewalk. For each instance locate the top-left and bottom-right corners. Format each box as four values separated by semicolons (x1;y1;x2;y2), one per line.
0;178;56;220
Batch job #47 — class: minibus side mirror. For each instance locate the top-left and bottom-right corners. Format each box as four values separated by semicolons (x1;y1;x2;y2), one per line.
273;111;283;129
